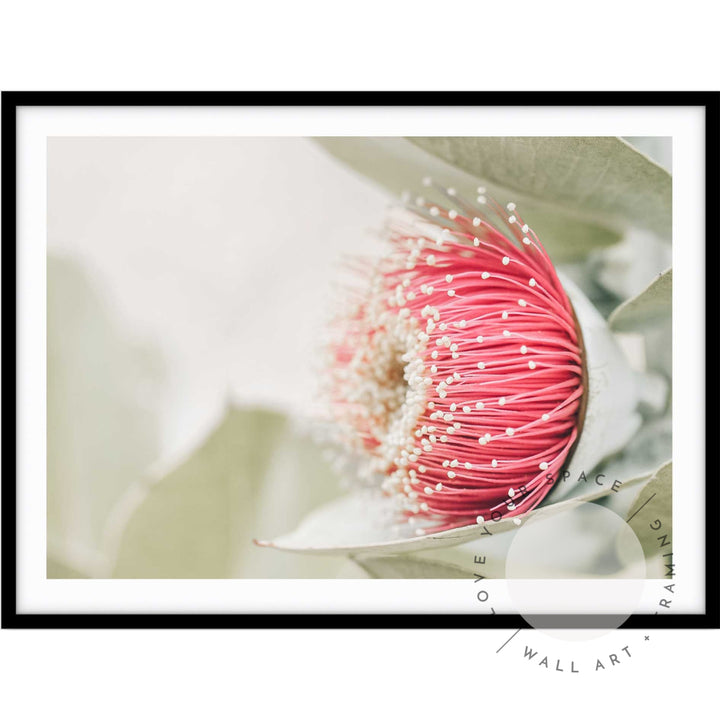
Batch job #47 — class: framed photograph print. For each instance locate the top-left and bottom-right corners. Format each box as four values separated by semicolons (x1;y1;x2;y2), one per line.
2;91;716;629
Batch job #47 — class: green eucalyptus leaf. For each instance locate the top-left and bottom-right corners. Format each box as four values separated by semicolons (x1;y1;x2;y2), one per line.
605;266;672;380
643;319;672;378
409;137;671;240
609;267;672;331
625;461;672;563
352;554;472;579
315;137;620;262
47;555;90;579
109;405;344;578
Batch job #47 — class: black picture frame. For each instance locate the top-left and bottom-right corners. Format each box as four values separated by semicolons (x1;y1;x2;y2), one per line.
2;90;717;630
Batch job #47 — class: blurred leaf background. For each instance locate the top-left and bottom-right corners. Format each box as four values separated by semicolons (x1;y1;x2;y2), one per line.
47;136;672;579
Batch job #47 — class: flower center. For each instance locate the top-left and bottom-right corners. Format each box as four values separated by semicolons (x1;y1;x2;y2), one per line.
357;311;428;478
364;328;408;435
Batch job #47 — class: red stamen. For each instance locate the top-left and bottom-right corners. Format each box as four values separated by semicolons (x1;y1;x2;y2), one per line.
325;187;585;535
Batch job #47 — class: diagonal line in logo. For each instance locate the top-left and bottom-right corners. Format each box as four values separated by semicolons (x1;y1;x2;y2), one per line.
627;492;657;523
496;628;522;653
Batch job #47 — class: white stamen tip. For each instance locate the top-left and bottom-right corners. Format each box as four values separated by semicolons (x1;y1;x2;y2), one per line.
502;256;510;265
539;461;549;470
506;427;515;436
542;413;550;421
476;515;485;524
